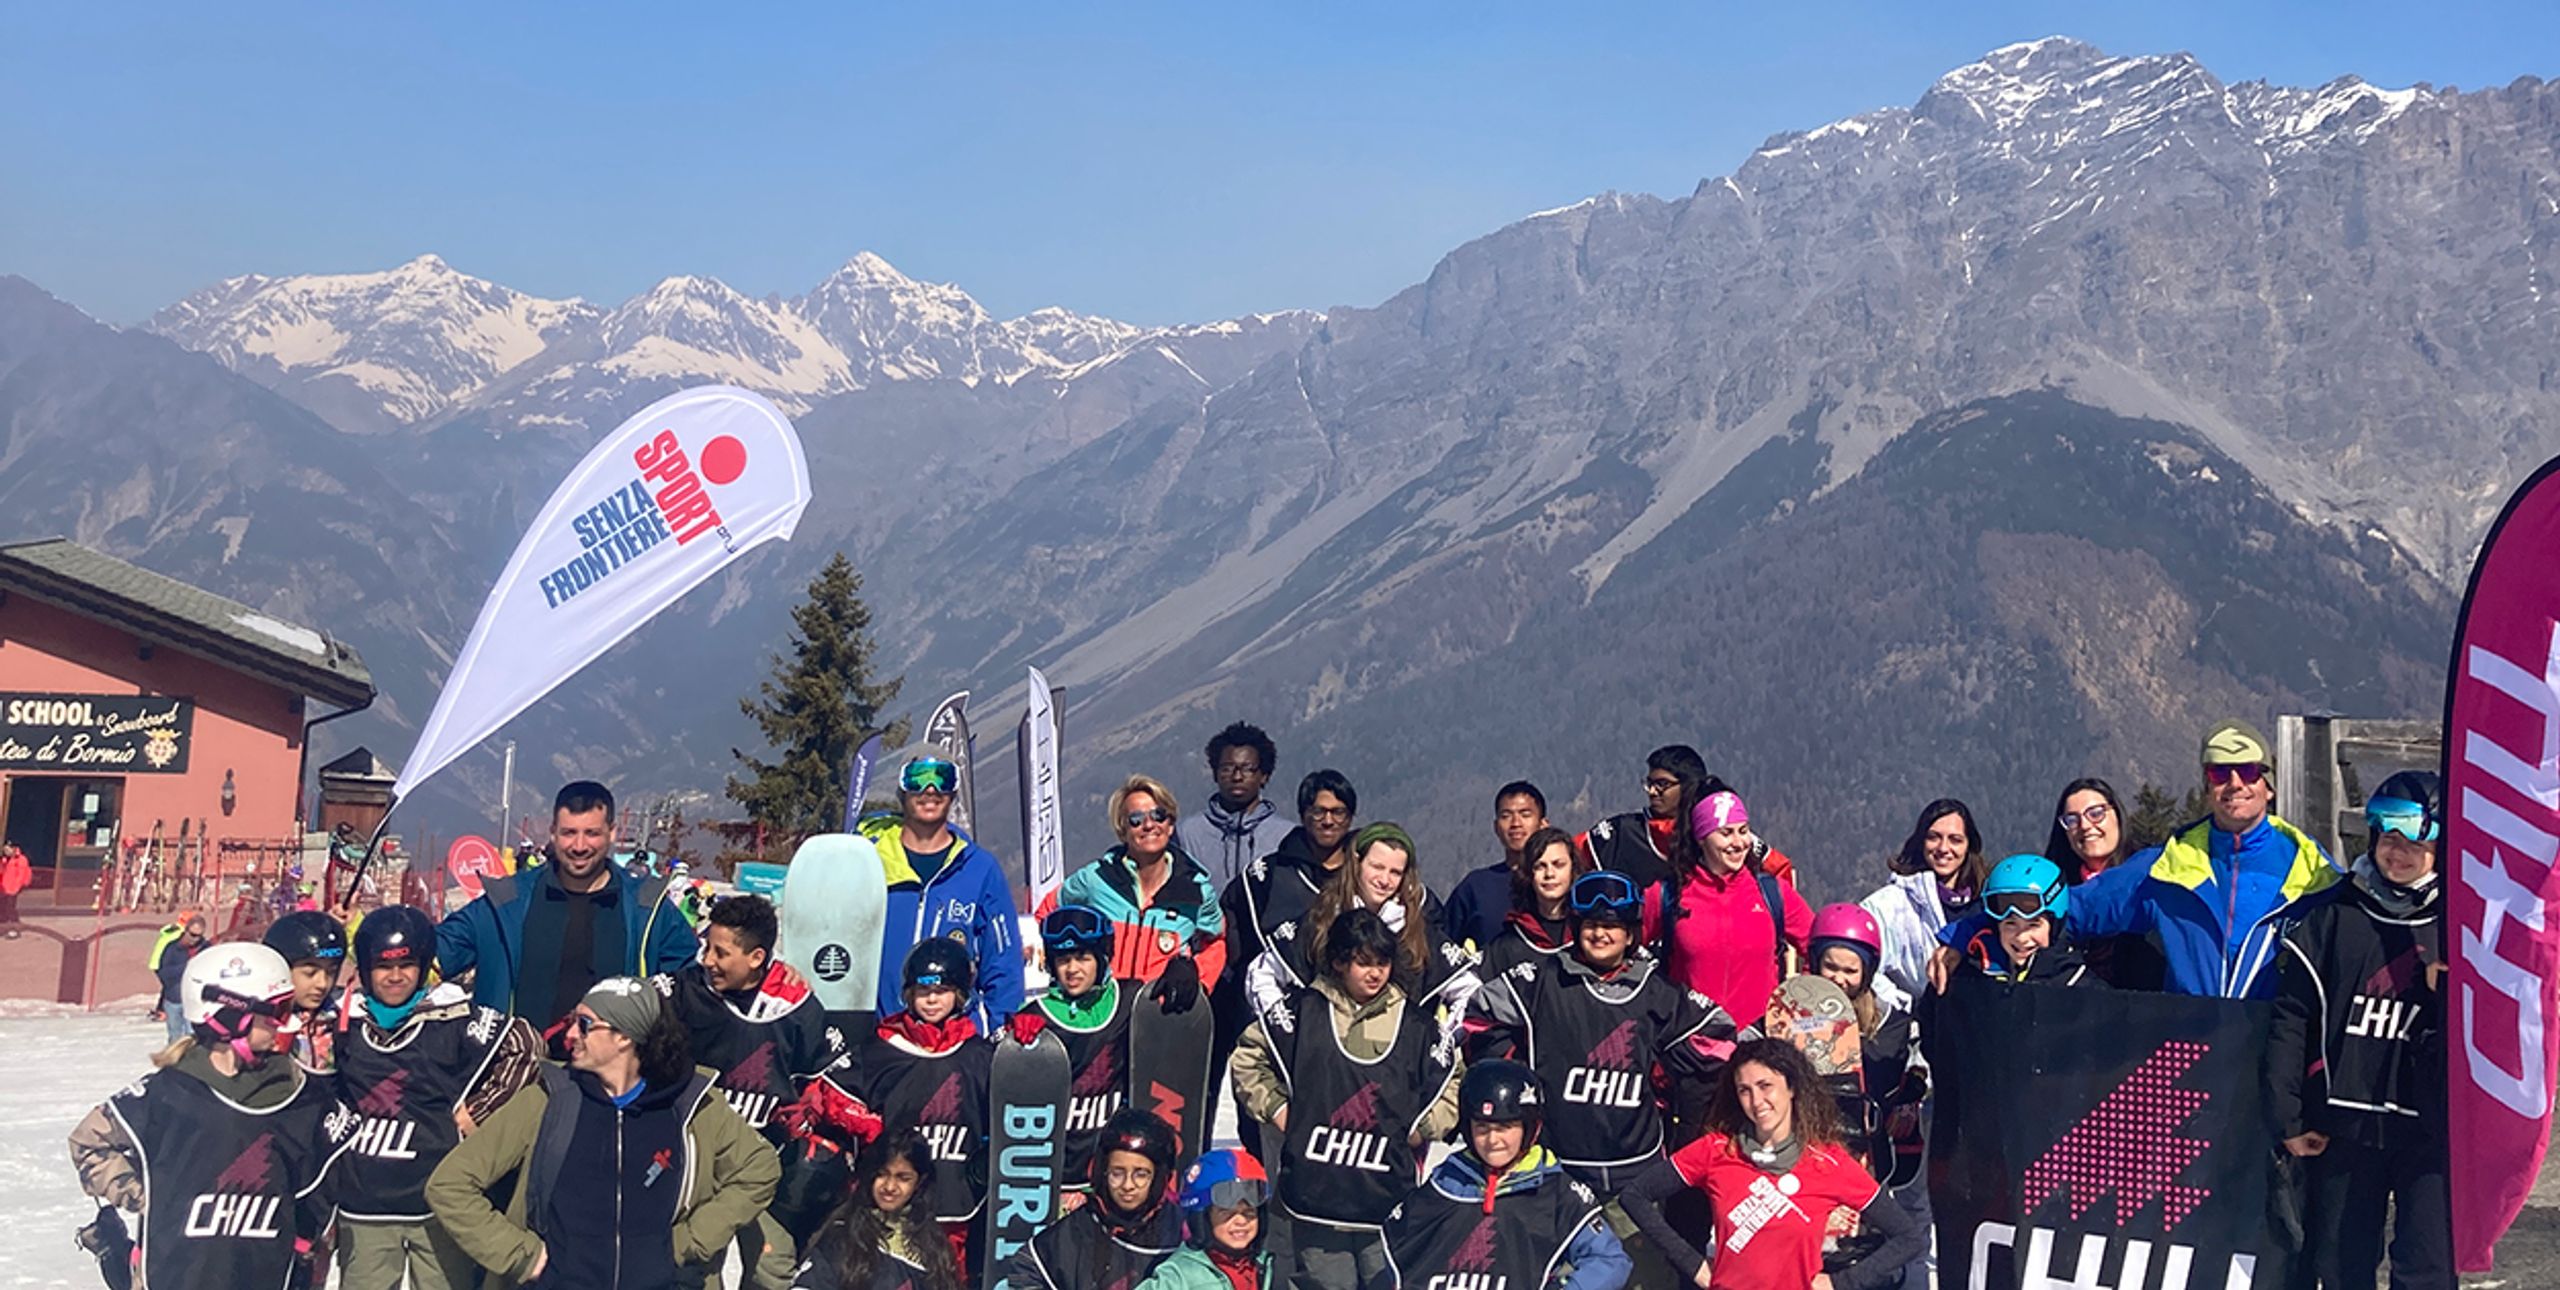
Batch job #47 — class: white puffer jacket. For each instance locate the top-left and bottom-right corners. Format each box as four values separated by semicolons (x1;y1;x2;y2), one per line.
1860;869;1952;1013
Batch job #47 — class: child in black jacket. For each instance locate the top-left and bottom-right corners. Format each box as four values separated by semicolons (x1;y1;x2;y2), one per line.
2267;771;2450;1290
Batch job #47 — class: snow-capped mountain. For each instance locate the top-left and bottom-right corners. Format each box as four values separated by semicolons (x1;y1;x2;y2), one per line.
146;255;598;432
68;37;2555;868
152;249;1274;434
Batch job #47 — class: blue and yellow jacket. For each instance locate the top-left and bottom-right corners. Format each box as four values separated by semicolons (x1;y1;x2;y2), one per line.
873;824;1024;1029
1945;814;2340;1000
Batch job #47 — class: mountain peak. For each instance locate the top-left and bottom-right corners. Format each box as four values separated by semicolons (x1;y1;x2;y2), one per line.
826;251;916;285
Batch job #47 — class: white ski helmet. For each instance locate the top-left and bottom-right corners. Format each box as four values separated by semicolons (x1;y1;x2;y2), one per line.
180;941;296;1030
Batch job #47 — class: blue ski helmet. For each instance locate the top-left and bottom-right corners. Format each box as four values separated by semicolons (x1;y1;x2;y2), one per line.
1179;1147;1270;1217
1984;854;2068;925
2366;770;2444;846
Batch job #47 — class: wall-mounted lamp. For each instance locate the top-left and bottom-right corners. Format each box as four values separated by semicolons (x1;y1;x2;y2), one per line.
220;769;237;817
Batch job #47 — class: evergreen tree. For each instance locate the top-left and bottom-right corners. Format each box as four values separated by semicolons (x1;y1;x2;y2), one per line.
728;553;904;839
2125;781;2216;852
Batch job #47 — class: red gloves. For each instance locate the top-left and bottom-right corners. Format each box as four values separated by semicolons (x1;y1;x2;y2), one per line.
774;1077;883;1149
1008;1011;1048;1046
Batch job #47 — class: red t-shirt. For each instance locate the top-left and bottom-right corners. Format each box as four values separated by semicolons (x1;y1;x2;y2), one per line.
1670;1132;1880;1289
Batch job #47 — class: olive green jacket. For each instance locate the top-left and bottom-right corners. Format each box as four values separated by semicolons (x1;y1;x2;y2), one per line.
423;1063;778;1289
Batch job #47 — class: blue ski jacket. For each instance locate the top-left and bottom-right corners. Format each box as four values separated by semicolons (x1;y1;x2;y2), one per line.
1940;814;2340;999
875;825;1025;1029
435;859;698;1021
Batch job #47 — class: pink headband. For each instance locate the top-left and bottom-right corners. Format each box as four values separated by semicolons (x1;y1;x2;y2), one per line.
1691;791;1749;837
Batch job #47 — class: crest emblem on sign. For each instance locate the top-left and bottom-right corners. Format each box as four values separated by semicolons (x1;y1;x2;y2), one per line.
143;728;180;769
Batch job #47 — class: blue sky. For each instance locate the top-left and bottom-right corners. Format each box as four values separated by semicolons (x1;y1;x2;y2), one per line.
6;3;2553;326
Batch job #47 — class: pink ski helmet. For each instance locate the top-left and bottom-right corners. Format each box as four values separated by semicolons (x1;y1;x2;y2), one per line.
1807;902;1883;980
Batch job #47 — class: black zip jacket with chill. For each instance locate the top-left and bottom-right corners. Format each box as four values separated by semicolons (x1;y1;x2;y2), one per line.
2267;871;2445;1151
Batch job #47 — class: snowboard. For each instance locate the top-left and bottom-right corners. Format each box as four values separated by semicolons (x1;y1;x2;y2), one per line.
1127;992;1215;1171
777;833;890;1022
1767;974;1862;1078
981;1027;1072;1285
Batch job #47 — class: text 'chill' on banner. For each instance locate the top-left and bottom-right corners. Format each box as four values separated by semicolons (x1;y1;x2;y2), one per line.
394;385;811;801
1929;977;2294;1290
2442;453;2560;1273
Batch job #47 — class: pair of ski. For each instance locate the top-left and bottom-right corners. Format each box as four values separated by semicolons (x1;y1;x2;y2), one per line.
776;834;1214;1288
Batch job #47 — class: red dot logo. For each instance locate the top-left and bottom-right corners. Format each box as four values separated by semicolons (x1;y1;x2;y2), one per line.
700;435;748;486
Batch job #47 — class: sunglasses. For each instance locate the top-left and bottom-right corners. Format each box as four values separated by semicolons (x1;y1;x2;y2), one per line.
1985;891;2055;923
2205;763;2267;787
1125;807;1174;830
2057;803;2112;831
1642;777;1683;795
570;1013;616;1037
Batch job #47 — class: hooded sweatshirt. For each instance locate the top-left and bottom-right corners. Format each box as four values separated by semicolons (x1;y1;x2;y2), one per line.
1379;1145;1632;1290
1177;795;1290;892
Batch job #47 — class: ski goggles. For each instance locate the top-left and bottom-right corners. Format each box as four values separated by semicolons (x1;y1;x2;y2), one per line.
1985;887;2060;923
1568;871;1643;925
1041;906;1113;956
1200;1176;1269;1213
2365;796;2439;844
900;758;957;794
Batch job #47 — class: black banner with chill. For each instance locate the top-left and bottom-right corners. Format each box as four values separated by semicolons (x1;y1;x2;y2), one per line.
1928;976;2296;1290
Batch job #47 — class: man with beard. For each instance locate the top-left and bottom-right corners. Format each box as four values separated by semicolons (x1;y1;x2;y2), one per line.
435;780;698;1042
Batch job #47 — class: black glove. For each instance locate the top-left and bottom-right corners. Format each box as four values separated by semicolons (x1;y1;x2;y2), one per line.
1152;954;1202;1014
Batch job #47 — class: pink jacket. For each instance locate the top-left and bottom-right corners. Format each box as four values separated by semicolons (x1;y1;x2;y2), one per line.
1663;862;1814;1025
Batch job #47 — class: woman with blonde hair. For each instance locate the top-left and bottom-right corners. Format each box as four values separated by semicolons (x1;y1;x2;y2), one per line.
1243;821;1480;1022
1058;773;1227;1011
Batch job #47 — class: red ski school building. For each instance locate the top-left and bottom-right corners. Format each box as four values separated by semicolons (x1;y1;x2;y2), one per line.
0;538;374;917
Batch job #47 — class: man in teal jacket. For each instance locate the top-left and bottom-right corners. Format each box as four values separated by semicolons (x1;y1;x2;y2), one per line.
1938;720;2342;1000
436;781;698;1035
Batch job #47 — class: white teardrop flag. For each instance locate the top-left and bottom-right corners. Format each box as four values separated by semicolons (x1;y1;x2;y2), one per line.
394;385;811;800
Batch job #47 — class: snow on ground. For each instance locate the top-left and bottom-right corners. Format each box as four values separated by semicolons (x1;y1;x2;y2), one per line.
0;1005;159;1289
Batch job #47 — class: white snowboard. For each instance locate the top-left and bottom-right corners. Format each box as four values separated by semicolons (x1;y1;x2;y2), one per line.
777;832;889;1015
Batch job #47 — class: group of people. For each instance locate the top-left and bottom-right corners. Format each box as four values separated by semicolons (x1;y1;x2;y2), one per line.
70;716;2451;1290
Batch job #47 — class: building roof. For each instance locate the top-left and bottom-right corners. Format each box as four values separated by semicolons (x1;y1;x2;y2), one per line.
318;747;399;782
0;537;374;708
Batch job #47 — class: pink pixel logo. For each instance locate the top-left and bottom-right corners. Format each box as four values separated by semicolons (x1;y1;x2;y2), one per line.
2019;1039;2214;1229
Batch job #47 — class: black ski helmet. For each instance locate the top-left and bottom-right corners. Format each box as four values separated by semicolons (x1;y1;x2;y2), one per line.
263;909;348;968
1090;1106;1181;1197
353;905;437;979
901;937;976;1001
1040;904;1113;966
2367;769;2444;846
1459;1058;1545;1150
